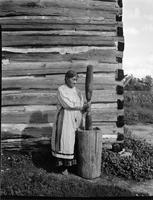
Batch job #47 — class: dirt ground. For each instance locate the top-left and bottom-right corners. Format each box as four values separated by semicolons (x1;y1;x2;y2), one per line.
127;123;153;145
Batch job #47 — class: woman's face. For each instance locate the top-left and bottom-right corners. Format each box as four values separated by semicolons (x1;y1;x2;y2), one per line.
66;76;78;88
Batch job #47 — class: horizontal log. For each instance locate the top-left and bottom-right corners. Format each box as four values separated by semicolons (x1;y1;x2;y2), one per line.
2;48;123;63
2;61;121;76
1;104;124;123
2;31;117;47
1;24;118;31
0;0;119;10
1;137;51;151
2;73;123;90
1;122;124;140
2;89;123;106
1;123;53;139
1;135;119;151
2;30;117;36
0;0;120;17
2;90;56;106
1;127;124;150
0;16;116;26
93;122;124;135
0;9;116;20
2;46;124;56
2;46;117;53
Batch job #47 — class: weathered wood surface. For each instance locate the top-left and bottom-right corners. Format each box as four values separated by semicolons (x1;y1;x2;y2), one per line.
1;23;119;31
2;73;124;90
1;0;124;148
0;0;122;27
0;9;116;20
2;89;123;106
2;31;118;47
1;104;124;124
1;123;53;139
1;22;123;33
1;136;119;151
2;48;123;63
0;0;121;17
85;65;93;130
0;16;118;27
1;123;124;140
2;61;121;77
2;30;117;36
1;137;50;151
77;129;102;179
1;122;123;150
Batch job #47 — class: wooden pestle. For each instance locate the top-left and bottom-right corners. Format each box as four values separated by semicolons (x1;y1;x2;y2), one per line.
85;65;93;130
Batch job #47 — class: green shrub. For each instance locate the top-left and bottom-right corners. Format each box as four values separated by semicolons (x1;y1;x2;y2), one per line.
102;133;153;181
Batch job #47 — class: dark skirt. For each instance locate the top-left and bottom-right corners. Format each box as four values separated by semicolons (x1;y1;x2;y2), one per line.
54;157;77;167
53;131;79;167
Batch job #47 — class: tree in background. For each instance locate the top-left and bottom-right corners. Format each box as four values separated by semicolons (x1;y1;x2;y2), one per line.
124;75;153;91
142;75;153;91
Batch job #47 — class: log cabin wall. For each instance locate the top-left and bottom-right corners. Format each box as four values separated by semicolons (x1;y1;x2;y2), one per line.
1;0;124;151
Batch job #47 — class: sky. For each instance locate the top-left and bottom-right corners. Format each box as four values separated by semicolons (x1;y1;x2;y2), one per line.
123;0;153;78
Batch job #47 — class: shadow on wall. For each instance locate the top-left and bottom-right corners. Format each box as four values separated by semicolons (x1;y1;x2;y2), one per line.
20;111;58;172
21;111;52;140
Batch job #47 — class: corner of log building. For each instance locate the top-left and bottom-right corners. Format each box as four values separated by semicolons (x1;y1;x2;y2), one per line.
1;0;125;150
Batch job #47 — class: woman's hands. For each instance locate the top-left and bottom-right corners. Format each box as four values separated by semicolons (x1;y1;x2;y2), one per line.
82;102;90;113
68;102;90;112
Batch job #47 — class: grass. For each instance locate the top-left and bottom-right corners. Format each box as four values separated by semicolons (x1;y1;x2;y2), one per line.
1;149;137;197
1;129;153;197
124;91;153;124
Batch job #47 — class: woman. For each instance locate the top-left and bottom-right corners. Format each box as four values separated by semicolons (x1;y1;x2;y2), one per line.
51;70;88;175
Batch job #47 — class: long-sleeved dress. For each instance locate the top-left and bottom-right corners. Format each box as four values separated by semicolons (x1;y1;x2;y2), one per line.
51;84;84;161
